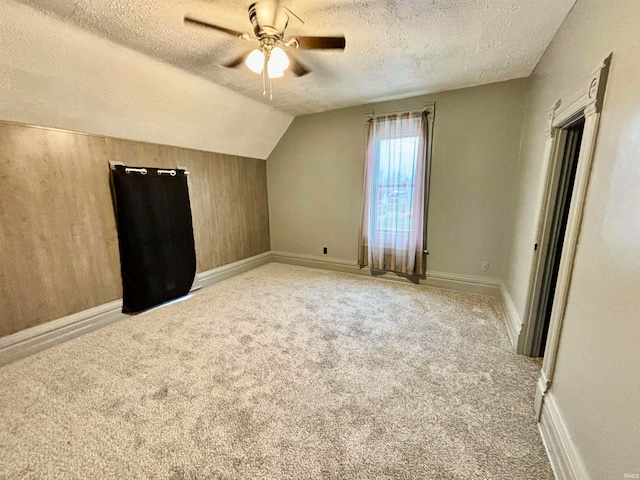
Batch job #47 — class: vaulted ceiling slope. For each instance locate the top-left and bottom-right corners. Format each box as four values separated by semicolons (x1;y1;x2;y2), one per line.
14;0;574;116
0;1;293;159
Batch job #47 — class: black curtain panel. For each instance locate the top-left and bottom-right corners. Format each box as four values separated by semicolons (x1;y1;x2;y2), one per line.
110;165;197;314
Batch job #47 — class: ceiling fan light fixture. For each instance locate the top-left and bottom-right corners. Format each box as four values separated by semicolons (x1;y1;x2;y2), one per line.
245;49;265;74
246;46;289;78
185;2;347;85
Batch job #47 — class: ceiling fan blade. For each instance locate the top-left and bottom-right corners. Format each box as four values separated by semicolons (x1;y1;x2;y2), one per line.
294;36;346;50
289;55;311;77
184;16;244;37
223;52;251;69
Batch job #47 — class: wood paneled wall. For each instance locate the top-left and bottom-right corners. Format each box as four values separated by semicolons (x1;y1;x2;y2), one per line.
0;121;270;337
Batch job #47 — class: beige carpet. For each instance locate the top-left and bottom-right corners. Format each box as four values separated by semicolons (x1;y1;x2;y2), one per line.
0;263;552;479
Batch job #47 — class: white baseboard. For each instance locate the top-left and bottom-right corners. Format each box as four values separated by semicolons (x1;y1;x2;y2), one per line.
0;251;511;365
271;250;501;296
271;251;362;274
538;392;590;480
498;282;522;348
0;300;126;366
0;251;271;366
424;270;500;296
197;251;271;289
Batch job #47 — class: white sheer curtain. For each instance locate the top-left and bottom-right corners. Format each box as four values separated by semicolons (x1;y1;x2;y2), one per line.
358;111;429;276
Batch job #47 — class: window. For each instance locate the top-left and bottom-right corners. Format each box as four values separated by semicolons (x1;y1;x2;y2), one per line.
373;135;420;233
358;109;433;276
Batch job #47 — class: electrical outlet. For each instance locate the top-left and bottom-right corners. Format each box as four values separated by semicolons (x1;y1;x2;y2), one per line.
481;261;490;271
323;247;328;254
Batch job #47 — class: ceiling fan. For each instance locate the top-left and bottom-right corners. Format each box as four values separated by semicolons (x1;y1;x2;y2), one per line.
184;0;346;97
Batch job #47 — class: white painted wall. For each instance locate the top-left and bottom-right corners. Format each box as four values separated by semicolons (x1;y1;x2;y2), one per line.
0;1;292;160
267;79;529;281
504;0;640;477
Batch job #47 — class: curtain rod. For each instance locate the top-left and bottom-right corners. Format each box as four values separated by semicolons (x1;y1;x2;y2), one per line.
109;161;190;175
365;104;435;121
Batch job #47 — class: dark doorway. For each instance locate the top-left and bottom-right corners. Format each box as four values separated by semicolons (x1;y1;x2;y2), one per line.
533;118;585;357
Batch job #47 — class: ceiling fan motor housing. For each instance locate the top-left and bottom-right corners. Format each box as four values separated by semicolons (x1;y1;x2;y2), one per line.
248;2;289;40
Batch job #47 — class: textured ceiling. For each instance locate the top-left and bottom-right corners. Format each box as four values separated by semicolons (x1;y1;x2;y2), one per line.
1;1;293;159
17;0;574;116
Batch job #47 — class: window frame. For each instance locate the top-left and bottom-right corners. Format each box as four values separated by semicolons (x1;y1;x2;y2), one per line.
362;104;435;269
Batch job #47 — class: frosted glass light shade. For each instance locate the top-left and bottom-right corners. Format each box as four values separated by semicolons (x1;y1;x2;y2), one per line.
269;47;289;72
245;47;289;78
267;63;284;78
245;49;265;74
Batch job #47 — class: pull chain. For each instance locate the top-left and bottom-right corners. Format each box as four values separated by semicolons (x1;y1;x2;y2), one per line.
260;49;274;100
262;53;267;97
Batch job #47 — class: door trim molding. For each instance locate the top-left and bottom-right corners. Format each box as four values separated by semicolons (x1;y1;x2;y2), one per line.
520;54;611;417
518;103;564;355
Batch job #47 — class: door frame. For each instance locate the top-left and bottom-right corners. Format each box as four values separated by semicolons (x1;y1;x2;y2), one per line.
528;120;585;358
514;54;612;417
